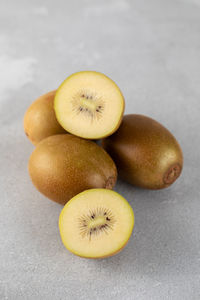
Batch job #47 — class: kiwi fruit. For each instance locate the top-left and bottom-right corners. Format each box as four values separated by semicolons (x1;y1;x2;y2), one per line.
102;114;183;189
54;71;125;139
28;134;117;205
24;90;66;145
59;189;134;258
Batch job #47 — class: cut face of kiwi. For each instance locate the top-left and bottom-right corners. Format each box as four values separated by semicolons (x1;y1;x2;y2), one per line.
54;71;125;139
59;189;134;258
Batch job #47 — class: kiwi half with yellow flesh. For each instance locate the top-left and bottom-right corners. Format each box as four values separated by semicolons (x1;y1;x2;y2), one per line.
102;114;183;189
59;189;134;258
28;134;117;205
54;71;125;139
24;90;66;145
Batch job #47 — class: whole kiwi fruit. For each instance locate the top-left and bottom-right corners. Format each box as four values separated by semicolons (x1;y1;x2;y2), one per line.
24;90;66;145
28;134;117;205
102;114;183;189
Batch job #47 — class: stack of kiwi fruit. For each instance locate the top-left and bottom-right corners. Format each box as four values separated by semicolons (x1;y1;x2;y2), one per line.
24;71;183;259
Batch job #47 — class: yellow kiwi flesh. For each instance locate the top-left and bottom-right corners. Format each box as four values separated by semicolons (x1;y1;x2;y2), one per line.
59;189;134;258
24;90;66;145
28;134;117;205
54;71;125;139
102;114;183;189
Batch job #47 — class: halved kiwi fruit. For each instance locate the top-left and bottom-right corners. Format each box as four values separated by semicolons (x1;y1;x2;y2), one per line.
54;71;125;139
59;189;134;258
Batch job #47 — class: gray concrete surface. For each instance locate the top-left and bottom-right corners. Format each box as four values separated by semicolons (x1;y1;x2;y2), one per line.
0;0;200;299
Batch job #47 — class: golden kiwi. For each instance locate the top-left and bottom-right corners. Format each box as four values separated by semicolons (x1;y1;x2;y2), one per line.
28;134;117;205
102;114;183;189
24;90;66;145
54;71;125;139
59;189;134;258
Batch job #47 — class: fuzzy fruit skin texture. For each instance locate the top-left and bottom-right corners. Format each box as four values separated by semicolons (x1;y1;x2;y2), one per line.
28;134;117;205
24;90;66;145
102;114;183;189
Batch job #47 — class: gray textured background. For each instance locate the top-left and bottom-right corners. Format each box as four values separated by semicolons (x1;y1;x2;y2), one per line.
0;0;200;299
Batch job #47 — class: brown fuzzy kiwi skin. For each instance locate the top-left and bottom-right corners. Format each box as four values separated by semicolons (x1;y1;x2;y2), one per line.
102;114;183;190
28;134;117;205
24;90;66;145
